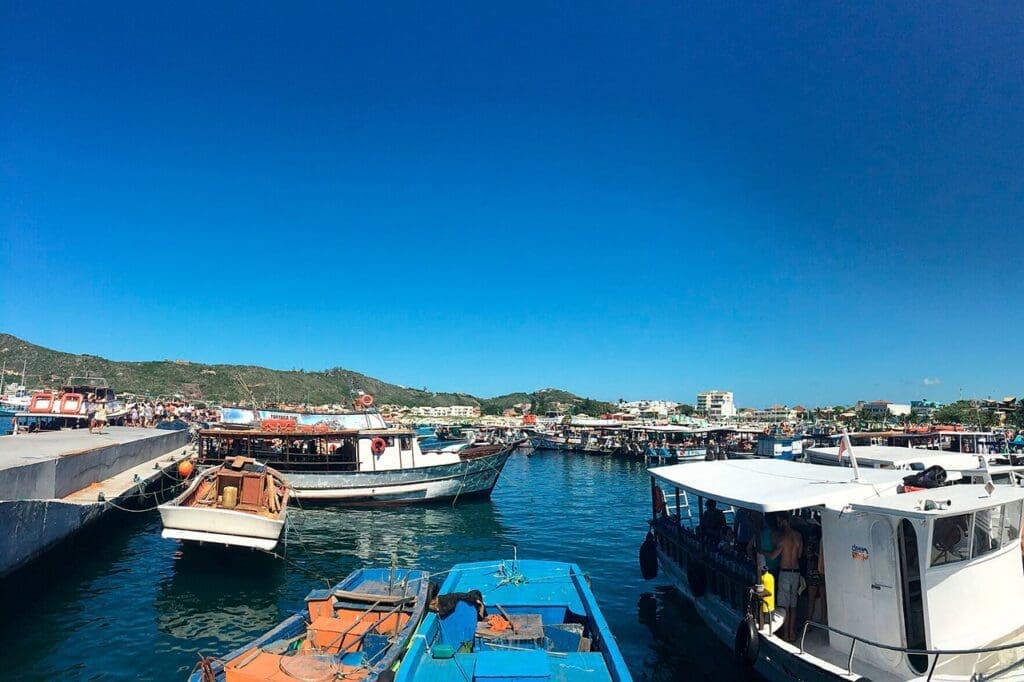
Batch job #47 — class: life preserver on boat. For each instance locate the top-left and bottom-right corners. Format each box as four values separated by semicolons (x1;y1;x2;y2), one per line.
686;560;707;597
60;393;83;415
370;437;387;455
653;486;666;516
29;392;54;414
734;615;759;666
639;531;659;579
360;394;375;408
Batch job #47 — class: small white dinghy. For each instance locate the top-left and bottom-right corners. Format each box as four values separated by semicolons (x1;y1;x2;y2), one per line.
159;456;289;550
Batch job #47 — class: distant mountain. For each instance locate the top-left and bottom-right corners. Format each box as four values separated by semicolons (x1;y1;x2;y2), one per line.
0;334;614;414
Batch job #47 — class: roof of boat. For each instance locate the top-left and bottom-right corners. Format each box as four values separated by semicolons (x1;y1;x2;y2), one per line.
850;483;1024;519
441;560;587;608
807;445;982;469
649;459;906;512
199;427;414;437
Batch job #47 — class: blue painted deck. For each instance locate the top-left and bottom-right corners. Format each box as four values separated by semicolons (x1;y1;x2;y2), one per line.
397;559;631;682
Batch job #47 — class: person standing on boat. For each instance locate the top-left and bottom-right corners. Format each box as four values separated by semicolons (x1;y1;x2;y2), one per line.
766;514;803;642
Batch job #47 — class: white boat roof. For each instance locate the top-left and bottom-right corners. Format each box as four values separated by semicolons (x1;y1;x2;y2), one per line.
649;460;906;513
850;484;1024;519
807;445;981;470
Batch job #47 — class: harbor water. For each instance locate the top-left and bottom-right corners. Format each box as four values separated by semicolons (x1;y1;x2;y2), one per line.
1;448;750;681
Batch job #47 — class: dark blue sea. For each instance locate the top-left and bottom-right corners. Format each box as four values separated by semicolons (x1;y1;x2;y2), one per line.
0;449;750;680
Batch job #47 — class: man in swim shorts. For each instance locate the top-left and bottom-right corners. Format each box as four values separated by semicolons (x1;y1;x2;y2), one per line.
767;514;803;641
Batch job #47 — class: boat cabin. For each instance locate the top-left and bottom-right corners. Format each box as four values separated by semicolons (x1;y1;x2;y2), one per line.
197;427;424;474
648;460;1024;680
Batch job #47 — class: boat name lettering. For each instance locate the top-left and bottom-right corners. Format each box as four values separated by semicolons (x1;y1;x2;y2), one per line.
851;544;870;561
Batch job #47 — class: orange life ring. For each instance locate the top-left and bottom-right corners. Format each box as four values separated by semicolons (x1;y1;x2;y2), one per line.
60;393;84;415
370;437;387;455
653;486;666;515
29;392;54;414
360;394;375;408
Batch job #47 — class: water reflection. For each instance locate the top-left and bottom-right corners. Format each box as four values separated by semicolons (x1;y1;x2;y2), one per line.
155;545;286;646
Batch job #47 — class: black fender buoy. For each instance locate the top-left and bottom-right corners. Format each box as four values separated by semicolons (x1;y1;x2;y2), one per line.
686;560;707;597
377;671;396;682
734;615;759;666
639;532;658;579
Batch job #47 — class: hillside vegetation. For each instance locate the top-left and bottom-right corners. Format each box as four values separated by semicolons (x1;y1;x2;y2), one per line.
0;334;614;414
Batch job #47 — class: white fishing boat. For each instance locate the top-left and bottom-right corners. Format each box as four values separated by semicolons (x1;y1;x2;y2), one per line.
643;450;1024;681
159;457;289;550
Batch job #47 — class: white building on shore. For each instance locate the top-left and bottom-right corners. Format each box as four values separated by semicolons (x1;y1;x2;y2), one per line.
696;390;736;419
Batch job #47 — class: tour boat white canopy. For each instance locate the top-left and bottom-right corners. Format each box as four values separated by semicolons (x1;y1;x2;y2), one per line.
649;459;906;513
806;444;980;471
849;482;1024;519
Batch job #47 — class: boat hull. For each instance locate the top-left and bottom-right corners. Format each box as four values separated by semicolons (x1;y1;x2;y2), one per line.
158;505;285;551
656;547;864;682
283;447;512;503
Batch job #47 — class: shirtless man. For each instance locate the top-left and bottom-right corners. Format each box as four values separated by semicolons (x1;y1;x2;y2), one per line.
767;514;803;641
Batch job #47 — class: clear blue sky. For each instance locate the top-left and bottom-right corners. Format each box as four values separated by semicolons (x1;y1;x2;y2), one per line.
2;2;1022;407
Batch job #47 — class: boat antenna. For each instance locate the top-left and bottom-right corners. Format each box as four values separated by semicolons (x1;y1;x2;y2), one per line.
235;373;259;408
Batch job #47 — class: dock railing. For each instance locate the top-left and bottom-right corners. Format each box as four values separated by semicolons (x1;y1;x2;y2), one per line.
798;619;1024;681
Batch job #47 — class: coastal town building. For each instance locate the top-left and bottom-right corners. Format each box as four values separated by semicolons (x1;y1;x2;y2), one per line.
911;399;943;419
696;390;736;419
408;405;481;418
750;404;796;422
618;400;679;418
861;400;911;419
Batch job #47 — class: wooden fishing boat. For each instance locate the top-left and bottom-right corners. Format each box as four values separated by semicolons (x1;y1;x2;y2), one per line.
192;567;430;682
159;457;289;550
397;559;632;681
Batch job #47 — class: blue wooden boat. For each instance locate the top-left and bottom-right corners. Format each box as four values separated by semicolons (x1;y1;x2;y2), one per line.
191;566;430;682
396;559;631;681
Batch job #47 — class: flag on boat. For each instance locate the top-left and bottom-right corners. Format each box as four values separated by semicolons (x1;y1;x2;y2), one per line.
838;433;849;462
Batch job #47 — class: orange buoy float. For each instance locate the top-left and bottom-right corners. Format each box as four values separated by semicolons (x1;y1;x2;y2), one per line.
360;394;375;408
177;459;194;479
370;437;387;455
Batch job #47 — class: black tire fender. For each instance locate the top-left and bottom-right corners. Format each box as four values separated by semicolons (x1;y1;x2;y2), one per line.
734;615;759;666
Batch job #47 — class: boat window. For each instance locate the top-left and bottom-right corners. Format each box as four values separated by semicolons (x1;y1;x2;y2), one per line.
931;514;971;566
1000;500;1024;547
971;507;1001;558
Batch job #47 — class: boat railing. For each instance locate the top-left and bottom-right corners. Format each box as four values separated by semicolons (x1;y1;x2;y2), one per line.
798;619;1024;681
651;518;756;612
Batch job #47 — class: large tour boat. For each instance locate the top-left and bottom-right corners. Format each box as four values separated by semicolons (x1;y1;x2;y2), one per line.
195;417;513;504
643;457;1024;681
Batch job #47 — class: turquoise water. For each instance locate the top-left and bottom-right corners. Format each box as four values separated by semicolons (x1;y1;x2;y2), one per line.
1;449;748;680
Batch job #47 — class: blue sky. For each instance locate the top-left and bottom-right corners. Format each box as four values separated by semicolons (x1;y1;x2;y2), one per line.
2;2;1022;407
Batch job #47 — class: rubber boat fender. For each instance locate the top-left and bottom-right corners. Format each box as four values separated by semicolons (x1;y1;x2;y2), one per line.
371;437;387;455
686;559;707;597
734;615;759;666
377;672;395;682
639;531;658;579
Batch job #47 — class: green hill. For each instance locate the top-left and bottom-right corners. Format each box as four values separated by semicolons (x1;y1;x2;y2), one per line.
0;333;613;414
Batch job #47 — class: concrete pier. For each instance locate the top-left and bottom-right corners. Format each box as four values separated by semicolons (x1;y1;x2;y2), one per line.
0;427;189;577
